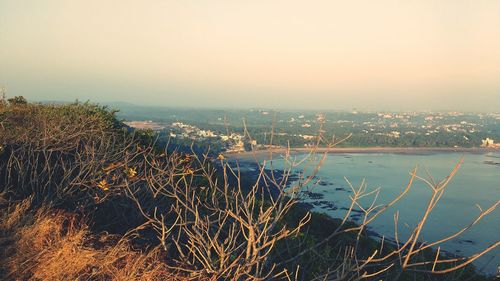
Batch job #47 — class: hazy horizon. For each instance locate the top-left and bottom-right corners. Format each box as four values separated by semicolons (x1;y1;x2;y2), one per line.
1;1;500;112
26;98;499;114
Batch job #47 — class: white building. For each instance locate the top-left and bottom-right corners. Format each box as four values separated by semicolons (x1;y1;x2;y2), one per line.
481;138;495;147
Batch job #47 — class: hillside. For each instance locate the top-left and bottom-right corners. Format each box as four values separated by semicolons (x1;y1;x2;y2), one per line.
0;98;496;281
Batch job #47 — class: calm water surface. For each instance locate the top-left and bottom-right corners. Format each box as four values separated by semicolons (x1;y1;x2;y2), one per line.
265;152;499;274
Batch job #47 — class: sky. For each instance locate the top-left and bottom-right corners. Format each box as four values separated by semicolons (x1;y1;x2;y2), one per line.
1;0;499;112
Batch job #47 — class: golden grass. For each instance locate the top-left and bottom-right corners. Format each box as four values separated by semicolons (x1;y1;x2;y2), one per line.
0;198;183;281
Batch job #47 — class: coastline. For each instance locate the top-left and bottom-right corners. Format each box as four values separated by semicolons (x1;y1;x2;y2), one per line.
228;148;499;275
227;146;498;160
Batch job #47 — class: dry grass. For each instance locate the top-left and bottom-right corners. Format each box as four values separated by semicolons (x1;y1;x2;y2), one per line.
0;197;181;281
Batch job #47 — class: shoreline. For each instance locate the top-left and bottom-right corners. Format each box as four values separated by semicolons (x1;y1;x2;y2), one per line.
229;147;499;275
227;147;498;159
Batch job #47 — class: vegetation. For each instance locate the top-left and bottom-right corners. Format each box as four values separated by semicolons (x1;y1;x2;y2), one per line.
114;105;500;150
0;97;497;280
0;198;174;280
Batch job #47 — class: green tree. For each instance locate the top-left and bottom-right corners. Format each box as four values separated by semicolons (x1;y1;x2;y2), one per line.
7;96;27;105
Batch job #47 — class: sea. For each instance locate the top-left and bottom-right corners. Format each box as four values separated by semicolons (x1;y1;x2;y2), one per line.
239;151;500;275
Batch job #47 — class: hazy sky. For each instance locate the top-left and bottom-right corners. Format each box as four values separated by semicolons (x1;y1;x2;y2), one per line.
1;1;499;111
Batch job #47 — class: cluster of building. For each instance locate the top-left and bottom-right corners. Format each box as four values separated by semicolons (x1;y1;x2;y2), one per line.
125;120;261;153
170;122;258;153
170;122;217;138
481;138;500;148
354;112;492;140
375;131;401;138
124;110;499;149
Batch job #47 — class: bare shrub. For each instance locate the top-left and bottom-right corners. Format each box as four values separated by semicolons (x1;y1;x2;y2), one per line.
0;101;125;204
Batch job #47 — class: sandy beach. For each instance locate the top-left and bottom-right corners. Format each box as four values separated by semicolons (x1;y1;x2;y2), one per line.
227;147;498;160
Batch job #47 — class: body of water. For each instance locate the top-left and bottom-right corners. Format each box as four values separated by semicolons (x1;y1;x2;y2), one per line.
259;152;500;275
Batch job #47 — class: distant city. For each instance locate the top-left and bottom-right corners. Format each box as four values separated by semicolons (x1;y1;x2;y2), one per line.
119;106;500;153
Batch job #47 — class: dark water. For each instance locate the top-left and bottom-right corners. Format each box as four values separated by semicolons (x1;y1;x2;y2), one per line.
271;152;499;275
